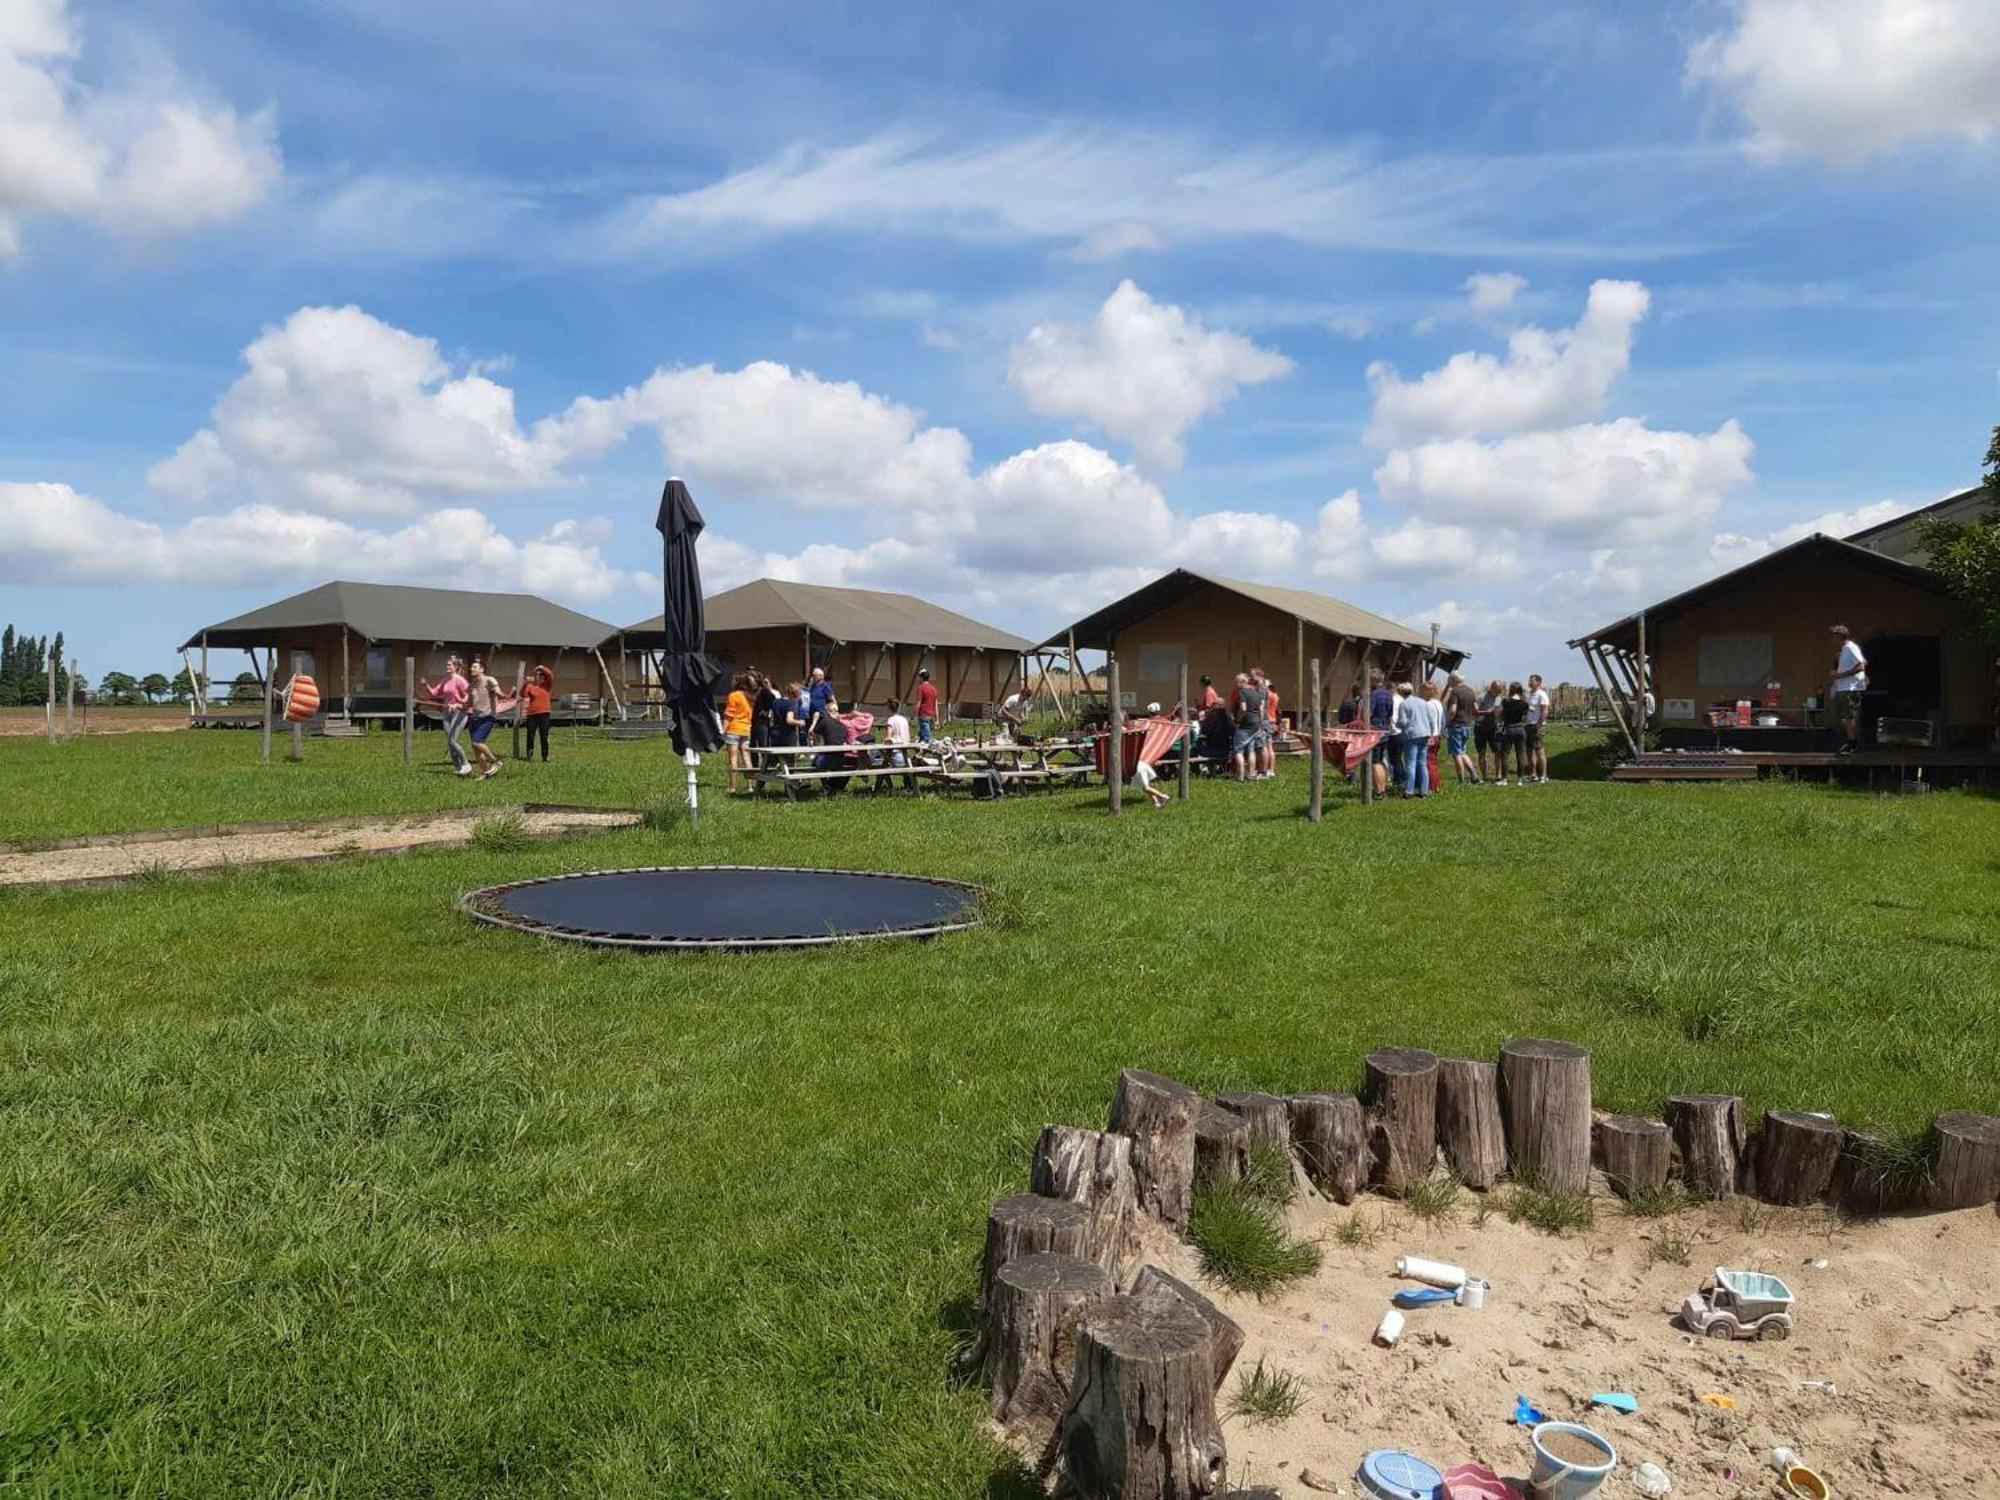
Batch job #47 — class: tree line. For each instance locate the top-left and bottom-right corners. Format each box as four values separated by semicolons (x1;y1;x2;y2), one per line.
0;626;240;706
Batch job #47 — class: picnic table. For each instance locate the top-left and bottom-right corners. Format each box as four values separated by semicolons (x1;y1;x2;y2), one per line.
748;741;928;798
931;739;1083;793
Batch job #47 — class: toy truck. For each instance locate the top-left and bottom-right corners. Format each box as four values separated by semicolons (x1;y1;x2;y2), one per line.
1681;1268;1795;1341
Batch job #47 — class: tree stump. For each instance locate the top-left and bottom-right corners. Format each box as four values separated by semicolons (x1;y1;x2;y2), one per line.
1751;1111;1844;1207
1286;1093;1367;1203
1665;1094;1745;1199
1109;1069;1204;1231
981;1193;1091;1312
1930;1112;2000;1211
1129;1265;1244;1391
1194;1104;1249;1187
1595;1114;1670;1196
1831;1128;1924;1216
983;1252;1112;1427
1215;1092;1290;1150
1052;1294;1226;1500
1032;1125;1140;1274
1498;1039;1592;1193
1363;1048;1438;1194
1435;1058;1507;1189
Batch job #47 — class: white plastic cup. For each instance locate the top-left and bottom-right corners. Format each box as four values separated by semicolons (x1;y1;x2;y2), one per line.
1456;1278;1487;1309
1374;1308;1405;1347
1396;1255;1467;1288
1771;1448;1798;1474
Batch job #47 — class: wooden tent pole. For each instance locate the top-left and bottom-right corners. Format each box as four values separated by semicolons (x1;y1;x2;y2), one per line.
1106;657;1123;815
1583;642;1638;758
1177;662;1191;802
339;626;351;721
1294;615;1305;719
1308;656;1324;823
201;632;210;723
262;661;274;762
592;648;622;718
1634;612;1649;748
402;656;414;764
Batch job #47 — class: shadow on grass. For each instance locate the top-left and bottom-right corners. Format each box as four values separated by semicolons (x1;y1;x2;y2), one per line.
1548;732;1617;781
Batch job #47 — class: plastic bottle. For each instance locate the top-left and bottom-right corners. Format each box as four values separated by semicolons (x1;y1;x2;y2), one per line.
1395;1255;1467;1288
1373;1308;1405;1347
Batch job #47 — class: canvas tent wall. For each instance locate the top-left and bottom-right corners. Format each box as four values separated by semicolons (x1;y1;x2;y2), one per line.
181;581;618;720
1041;569;1464;717
1568;533;1994;749
615;578;1033;715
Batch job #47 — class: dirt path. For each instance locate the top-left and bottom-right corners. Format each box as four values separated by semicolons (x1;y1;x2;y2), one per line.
1122;1194;1997;1498
0;807;641;888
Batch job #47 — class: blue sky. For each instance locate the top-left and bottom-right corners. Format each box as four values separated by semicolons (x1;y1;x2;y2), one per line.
4;0;1998;681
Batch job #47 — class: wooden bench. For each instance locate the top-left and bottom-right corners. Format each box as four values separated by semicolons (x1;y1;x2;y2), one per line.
750;744;929;798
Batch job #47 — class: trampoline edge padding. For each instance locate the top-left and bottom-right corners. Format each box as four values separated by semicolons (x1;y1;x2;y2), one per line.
459;864;987;951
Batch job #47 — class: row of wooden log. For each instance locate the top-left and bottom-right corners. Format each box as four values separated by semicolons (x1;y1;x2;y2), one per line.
971;1058;2000;1498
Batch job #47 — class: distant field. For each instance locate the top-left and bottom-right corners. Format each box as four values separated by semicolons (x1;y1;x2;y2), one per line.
0;725;1995;1495
0;704;193;736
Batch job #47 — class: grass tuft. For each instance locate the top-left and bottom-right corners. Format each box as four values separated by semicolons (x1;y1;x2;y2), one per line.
1238;1139;1295;1207
1189;1183;1321;1296
1399;1171;1461;1222
1332;1211;1384;1249
1647;1231;1693;1267
1621;1183;1696;1218
469;812;530;852
1505;1166;1595;1235
1229;1358;1307;1425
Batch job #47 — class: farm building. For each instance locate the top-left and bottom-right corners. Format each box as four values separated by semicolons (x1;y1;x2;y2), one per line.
1569;519;1997;754
615;578;1033;715
1040;570;1465;716
180;581;620;723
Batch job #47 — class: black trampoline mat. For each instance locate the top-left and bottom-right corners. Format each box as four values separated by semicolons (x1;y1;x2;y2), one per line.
462;865;983;949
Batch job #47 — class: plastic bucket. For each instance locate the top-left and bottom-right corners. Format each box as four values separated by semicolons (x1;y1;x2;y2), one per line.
1527;1422;1616;1499
1781;1467;1829;1500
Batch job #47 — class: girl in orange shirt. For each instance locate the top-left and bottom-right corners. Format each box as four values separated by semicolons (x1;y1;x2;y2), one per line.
723;671;754;793
521;666;555;762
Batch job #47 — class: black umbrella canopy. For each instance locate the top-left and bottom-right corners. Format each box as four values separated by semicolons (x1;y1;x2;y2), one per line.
655;477;723;754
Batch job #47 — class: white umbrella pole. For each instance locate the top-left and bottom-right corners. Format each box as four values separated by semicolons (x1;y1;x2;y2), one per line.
685;747;700;830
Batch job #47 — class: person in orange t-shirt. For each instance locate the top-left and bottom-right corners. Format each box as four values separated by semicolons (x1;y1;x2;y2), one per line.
520;665;555;762
723;671;755;793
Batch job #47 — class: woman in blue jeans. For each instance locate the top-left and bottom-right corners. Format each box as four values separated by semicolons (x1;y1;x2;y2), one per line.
1393;679;1431;798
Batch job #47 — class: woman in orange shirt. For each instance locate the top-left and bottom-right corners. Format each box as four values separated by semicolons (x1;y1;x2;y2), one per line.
521;665;555;762
723;671;754;793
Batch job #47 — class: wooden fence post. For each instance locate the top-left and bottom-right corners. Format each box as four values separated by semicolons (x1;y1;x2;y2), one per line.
1307;657;1323;823
1106;657;1122;815
65;658;77;738
261;671;273;762
403;656;415;764
46;646;57;742
1176;662;1190;802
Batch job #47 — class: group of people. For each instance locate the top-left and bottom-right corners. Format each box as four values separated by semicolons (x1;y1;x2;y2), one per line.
1189;668;1285;781
1356;670;1554;797
420;655;557;779
718;665;951;794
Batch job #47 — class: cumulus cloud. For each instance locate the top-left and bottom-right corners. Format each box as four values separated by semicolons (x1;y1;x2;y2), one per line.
1688;0;2000;161
564;359;975;510
1366;280;1650;447
1464;271;1526;312
1375;417;1755;546
1008;282;1292;470
0;482;646;601
1706;496;1911;569
149;306;575;516
0;0;278;257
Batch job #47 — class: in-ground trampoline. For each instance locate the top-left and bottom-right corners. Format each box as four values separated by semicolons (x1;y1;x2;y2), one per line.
460;865;985;950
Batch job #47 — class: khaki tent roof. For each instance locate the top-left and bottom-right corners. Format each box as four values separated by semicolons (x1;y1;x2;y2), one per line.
617;578;1033;652
1041;569;1464;662
182;581;616;651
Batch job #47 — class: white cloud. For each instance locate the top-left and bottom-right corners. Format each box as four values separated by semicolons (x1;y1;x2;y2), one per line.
0;0;278;257
585;127;1680;264
1706;496;1911;569
0;483;645;602
1066;221;1163;262
1464;271;1527;312
1366;280;1650;447
1688;0;2000;161
149;306;575;516
968;441;1178;570
1375;417;1755;545
1173;510;1305;577
569;359;974;510
1008;281;1292;471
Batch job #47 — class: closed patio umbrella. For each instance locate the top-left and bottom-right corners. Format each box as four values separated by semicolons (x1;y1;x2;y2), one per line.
656;477;722;824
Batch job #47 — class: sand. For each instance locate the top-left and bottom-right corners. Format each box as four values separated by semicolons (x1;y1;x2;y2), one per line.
1128;1191;1999;1497
0;808;641;887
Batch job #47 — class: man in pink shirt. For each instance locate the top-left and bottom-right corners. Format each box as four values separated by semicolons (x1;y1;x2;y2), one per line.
423;655;473;775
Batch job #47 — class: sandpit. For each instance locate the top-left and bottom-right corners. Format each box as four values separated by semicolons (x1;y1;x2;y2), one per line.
0;806;641;888
1128;1192;1996;1497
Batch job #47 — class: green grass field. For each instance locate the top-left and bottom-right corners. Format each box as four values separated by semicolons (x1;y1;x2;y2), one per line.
1;727;1996;1495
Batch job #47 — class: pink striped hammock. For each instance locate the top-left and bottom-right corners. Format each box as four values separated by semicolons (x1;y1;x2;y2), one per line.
1095;714;1190;780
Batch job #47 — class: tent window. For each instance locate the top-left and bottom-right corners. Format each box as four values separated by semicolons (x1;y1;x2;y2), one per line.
1696;633;1773;687
290;649;316;679
363;648;393;690
1136;642;1187;685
